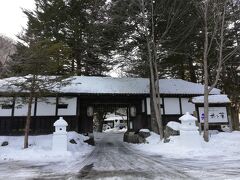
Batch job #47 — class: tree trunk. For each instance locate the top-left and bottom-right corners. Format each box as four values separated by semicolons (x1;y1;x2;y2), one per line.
153;53;164;140
203;83;209;142
24;92;34;149
140;0;164;140
231;105;240;131
203;2;209;142
150;81;159;133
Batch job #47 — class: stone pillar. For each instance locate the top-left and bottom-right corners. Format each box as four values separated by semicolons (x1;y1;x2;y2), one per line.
179;112;202;148
52;117;68;152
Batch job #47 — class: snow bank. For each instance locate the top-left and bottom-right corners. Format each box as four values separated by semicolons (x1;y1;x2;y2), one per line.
0;131;93;162
131;131;240;160
139;129;150;133
104;127;127;133
166;121;181;131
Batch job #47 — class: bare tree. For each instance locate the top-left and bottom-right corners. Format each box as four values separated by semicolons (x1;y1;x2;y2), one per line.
138;0;188;140
139;0;163;139
199;0;240;142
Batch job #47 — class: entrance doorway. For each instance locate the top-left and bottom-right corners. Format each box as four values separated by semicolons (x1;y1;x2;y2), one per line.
79;96;147;135
92;104;129;133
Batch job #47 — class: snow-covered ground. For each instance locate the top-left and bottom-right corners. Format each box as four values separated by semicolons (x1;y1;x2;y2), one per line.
0;131;93;162
104;127;127;133
0;132;240;179
131;131;240;161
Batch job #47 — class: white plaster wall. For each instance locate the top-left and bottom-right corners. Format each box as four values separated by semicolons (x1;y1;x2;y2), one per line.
0;97;13;116
36;97;56;116
142;99;145;112
58;97;77;116
181;98;195;114
14;97;35;116
164;98;180;115
147;98;151;115
146;97;163;115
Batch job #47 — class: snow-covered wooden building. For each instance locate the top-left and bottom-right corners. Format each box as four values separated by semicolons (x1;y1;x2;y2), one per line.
0;76;230;134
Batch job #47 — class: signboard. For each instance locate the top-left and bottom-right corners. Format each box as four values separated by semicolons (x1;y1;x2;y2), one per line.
198;107;228;123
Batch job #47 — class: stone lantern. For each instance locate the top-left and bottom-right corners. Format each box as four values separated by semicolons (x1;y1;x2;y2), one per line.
52;117;68;152
179;112;198;131
179;112;202;148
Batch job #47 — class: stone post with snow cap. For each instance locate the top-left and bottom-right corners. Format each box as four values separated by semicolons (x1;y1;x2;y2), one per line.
179;112;202;148
52;117;68;152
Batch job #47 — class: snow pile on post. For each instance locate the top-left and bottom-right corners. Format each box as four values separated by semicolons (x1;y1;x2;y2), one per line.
52;117;68;152
53;117;68;127
192;95;230;104
179;112;202;148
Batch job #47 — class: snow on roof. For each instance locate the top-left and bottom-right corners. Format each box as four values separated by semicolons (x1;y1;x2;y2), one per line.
158;78;220;95
179;112;198;121
0;75;58;93
104;113;127;121
58;76;221;95
192;95;231;104
54;117;68;126
0;76;221;95
59;76;149;94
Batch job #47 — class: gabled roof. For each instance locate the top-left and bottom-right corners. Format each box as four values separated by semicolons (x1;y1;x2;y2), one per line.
58;76;221;95
0;76;221;95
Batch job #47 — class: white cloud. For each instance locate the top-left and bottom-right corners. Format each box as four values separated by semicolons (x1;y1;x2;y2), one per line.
0;0;35;41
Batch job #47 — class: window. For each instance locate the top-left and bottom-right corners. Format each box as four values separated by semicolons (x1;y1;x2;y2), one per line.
164;98;180;114
36;97;56;116
0;97;14;116
1;104;13;109
57;97;77;116
57;104;68;109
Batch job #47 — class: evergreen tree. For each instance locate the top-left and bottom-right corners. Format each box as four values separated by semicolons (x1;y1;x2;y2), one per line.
21;0;115;76
220;0;240;130
8;38;71;148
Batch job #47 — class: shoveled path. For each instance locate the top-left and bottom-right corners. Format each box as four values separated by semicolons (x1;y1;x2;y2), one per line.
76;132;192;180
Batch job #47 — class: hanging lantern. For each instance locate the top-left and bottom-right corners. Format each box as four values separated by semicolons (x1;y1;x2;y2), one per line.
130;106;136;117
87;106;94;117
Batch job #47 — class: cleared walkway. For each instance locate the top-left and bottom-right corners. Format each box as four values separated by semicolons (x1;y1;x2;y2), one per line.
77;132;191;179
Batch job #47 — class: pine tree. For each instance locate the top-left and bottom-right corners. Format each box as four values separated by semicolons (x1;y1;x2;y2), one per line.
9;38;71;148
22;0;115;76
